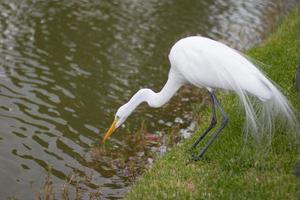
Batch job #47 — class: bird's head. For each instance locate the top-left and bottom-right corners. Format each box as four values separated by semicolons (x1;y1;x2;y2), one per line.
102;88;154;143
102;104;130;142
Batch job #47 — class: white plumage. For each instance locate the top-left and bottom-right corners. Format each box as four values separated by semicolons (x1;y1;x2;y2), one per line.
103;36;297;158
170;36;272;100
168;36;296;135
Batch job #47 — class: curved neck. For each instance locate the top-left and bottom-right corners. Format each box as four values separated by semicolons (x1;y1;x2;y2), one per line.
122;71;184;117
148;73;183;107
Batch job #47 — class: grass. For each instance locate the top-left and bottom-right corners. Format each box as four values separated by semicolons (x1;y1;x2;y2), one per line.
125;5;300;200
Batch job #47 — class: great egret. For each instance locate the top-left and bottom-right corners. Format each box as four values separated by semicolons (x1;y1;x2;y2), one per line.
103;36;297;160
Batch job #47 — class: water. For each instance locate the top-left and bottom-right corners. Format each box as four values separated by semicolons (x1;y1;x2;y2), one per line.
0;0;298;199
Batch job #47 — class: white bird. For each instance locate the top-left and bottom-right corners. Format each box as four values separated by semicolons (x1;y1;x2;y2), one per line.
103;36;297;160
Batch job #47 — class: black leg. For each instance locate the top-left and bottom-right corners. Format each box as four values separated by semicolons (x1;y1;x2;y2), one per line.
193;92;228;161
190;91;217;150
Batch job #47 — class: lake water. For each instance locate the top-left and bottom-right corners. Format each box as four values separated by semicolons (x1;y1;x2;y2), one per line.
0;0;298;199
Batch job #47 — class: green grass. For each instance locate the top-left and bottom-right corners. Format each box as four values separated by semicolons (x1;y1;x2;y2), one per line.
125;5;300;200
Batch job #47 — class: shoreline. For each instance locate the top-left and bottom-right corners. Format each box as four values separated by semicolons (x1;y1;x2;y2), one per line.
125;5;300;200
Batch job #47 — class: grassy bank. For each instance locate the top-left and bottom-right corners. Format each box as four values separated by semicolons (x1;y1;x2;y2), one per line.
125;5;300;200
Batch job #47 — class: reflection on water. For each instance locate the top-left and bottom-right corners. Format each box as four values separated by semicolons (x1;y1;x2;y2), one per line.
0;0;298;199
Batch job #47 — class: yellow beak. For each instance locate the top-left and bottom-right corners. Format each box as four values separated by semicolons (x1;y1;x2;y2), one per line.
102;118;118;143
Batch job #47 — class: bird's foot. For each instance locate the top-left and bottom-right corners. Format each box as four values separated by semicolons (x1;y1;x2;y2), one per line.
185;154;203;165
191;154;202;162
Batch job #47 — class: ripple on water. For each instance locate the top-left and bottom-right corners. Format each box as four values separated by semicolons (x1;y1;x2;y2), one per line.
0;0;298;199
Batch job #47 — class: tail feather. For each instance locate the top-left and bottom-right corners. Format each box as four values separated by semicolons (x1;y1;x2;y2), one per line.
216;57;298;141
238;67;298;142
262;78;298;129
201;47;298;141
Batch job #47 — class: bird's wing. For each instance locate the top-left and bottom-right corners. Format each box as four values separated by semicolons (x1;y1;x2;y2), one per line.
169;37;271;99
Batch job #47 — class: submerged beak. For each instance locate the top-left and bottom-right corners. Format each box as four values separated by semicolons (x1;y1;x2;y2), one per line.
102;118;118;143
